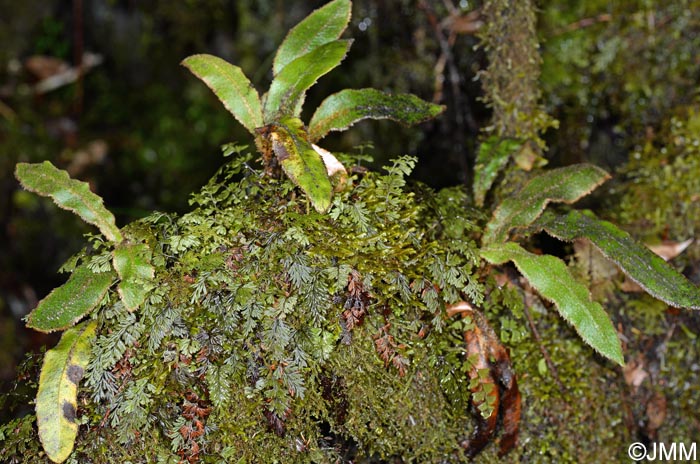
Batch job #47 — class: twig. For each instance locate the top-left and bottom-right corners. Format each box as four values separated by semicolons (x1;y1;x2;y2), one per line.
98;406;113;428
441;0;458;16
33;53;102;94
523;303;567;395
554;13;612;36
417;0;475;185
617;373;637;438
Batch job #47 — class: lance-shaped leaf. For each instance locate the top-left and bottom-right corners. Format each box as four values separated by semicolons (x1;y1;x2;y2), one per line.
15;162;122;243
36;320;97;463
264;40;352;121
266;117;333;213
182;54;263;135
113;242;155;311
539;210;700;310
483;164;610;245
273;0;352;75
307;88;445;143
27;265;114;333
473;137;522;207
481;242;623;365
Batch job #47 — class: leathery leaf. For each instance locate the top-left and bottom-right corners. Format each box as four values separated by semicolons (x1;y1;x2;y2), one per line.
273;0;352;75
540;210;700;309
15;162;122;243
27;264;114;333
307;88;444;143
264;40;352;121
483;164;610;245
268;116;333;213
481;242;624;365
113;242;155;311
36;320;98;463
473;137;522;207
181;54;263;135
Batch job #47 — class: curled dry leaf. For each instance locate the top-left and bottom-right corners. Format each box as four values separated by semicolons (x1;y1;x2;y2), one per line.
373;323;409;377
312;143;348;192
622;355;649;392
447;301;521;458
647;238;693;261
342;270;371;331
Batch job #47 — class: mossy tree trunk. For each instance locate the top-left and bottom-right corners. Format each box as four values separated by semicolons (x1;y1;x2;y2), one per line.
478;0;555;159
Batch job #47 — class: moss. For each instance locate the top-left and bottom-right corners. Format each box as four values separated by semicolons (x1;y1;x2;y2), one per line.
539;1;700;167
6;1;700;462
501;308;627;462
0;415;44;463
3;154;483;463
479;0;556;151
612;106;700;248
326;324;471;462
3;152;661;463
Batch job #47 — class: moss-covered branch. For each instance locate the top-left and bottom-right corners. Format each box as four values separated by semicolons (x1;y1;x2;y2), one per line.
479;0;554;150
